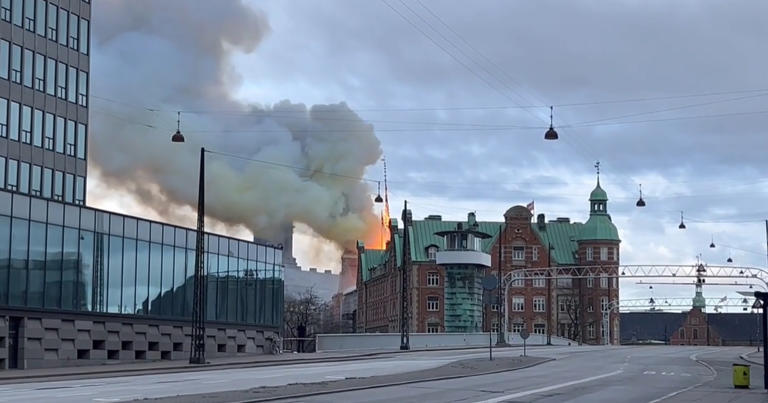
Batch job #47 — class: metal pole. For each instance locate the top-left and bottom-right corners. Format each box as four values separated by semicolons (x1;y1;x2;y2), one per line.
190;147;206;364
756;291;768;389
400;201;410;350
489;330;493;361
497;224;507;345
547;242;552;345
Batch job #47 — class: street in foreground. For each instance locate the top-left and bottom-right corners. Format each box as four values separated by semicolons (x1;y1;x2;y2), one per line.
0;346;762;402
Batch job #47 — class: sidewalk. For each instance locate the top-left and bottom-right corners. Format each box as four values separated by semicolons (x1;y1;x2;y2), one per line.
741;350;764;366
0;344;532;383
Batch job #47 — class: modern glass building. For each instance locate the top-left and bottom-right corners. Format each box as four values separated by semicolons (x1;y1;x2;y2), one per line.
0;189;285;369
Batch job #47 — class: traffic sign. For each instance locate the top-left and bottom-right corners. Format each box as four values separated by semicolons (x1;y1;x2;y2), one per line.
520;329;530;340
482;275;498;290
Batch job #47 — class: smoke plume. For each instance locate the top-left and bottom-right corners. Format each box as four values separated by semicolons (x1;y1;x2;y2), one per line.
90;0;382;249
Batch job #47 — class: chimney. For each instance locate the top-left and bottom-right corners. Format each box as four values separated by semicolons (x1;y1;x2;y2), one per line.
556;217;570;223
425;215;442;221
537;213;546;230
339;250;359;293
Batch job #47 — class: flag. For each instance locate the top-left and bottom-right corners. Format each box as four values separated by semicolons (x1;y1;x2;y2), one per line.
526;201;535;212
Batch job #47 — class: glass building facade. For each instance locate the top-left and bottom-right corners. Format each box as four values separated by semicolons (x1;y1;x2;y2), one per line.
0;189;284;328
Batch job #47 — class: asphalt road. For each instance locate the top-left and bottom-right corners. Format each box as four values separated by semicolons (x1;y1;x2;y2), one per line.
274;346;767;403
0;345;597;402
0;345;762;402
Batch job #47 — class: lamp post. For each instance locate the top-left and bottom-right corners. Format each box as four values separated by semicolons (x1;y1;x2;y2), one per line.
496;224;507;346
170;120;207;365
546;242;553;345
754;291;768;389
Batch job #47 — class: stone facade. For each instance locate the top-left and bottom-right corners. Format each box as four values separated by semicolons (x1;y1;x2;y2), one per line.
669;307;720;346
0;309;277;369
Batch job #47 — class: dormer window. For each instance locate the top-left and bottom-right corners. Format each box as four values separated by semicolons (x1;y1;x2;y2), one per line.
427;246;438;260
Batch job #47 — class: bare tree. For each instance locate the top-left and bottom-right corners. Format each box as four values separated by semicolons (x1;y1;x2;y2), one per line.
564;296;582;342
283;288;332;340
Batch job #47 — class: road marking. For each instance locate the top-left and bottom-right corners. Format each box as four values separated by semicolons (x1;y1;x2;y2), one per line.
324;376;346;380
643;371;656;375
648;349;723;402
472;370;623;403
680;373;691;377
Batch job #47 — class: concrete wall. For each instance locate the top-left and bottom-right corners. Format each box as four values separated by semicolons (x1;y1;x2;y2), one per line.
316;332;572;352
0;311;277;370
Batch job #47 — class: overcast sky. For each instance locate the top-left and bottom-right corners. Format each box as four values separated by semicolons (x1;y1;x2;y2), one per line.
91;0;768;310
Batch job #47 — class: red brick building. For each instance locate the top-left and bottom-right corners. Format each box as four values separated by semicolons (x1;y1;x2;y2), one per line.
356;180;621;344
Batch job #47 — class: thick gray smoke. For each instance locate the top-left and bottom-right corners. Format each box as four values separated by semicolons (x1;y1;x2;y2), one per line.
90;0;382;249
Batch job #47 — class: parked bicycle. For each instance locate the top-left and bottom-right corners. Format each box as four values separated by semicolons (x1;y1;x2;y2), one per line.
266;335;282;355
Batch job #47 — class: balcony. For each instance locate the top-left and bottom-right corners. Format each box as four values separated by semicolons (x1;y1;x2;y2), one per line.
436;250;491;267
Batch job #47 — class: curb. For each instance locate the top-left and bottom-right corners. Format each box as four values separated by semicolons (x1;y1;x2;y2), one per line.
0;344;550;383
232;357;556;403
740;352;763;367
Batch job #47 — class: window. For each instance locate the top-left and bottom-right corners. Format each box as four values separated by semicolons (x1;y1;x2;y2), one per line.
18;162;28;193
64;173;73;203
613;247;618;261
532;246;539;261
586;297;594;312
587;323;595;339
512;296;524;311
21;105;31;143
32;108;42;147
533;323;546;335
0;98;6;137
9;101;18;141
427;271;439;287
0;0;9;22
558;297;570;313
613;276;618;288
600;273;608;288
79;17;88;54
35;0;45;36
11;0;21;26
76;123;86;159
679;328;685;339
57;7;67;45
57;61;66;98
42;167;51;198
0;156;4;188
45;57;55;95
68;12;78;49
426;296;439;311
586;247;593;261
491;303;498;311
46;2;56;40
22;48;33;87
601;296;609;312
426;323;440;333
6;159;17;191
511;271;524;287
78;70;87;106
491;321;499;333
75;176;84;204
600;247;607;261
0;40;8;79
30;165;40;196
512;246;524;260
586;276;593;288
692;328;699;339
427;246;437;260
23;0;33;30
10;44;21;83
55;116;64;153
532;273;545;288
533;296;545;312
511;322;524;334
65;119;75;156
34;53;44;91
43;112;54;149
53;170;62;200
67;66;76;103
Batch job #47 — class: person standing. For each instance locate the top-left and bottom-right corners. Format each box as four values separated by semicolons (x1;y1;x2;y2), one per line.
297;323;307;353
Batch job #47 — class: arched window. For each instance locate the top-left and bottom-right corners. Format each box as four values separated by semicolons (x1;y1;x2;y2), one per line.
692;328;699;339
427;246;438;261
679;328;685;339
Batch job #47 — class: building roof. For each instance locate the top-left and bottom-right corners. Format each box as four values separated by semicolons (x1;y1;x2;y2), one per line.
580;214;620;242
409;219;502;262
620;312;686;342
590;182;608;201
359;248;387;283
708;313;762;341
532;220;583;265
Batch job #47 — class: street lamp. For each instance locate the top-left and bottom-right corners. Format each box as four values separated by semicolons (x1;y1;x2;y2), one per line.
374;181;384;203
709;235;715;248
635;184;646;207
544;106;558;140
678;211;686;229
170;123;207;365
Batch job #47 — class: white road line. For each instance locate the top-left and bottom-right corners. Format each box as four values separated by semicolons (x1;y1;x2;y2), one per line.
472;370;623;403
648;349;722;402
643;371;656;375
